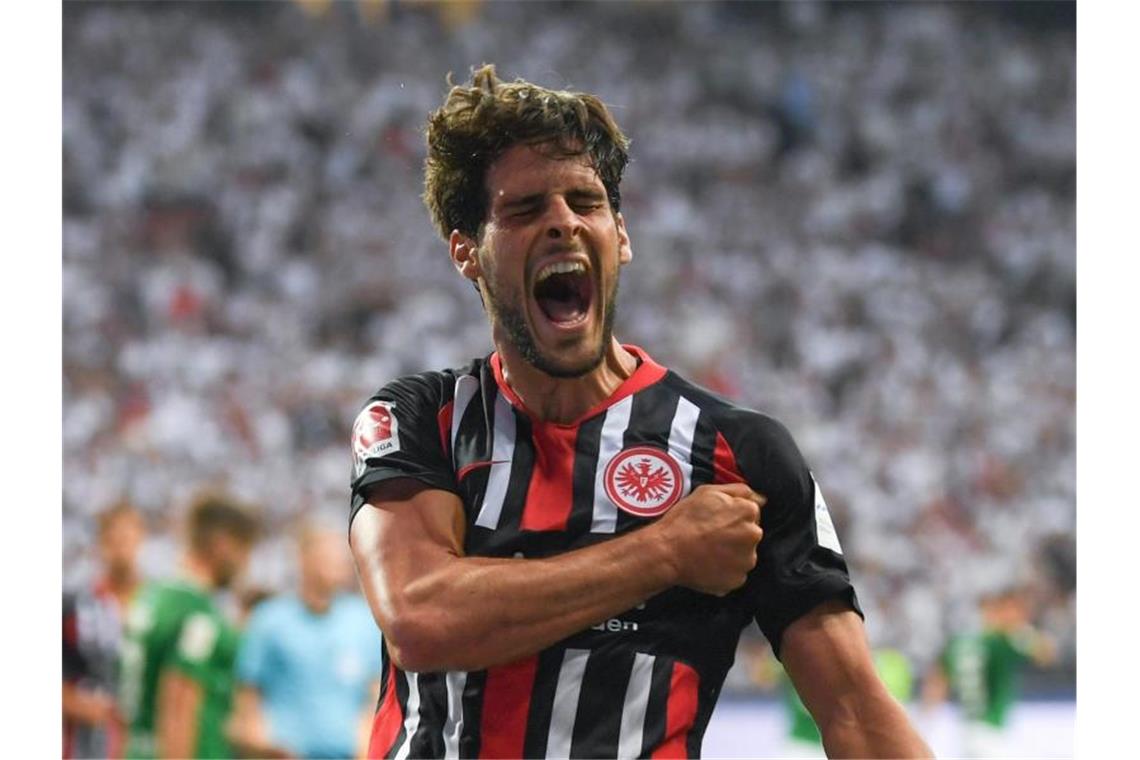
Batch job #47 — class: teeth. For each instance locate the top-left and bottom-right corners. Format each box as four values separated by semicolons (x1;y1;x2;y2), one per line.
536;261;587;284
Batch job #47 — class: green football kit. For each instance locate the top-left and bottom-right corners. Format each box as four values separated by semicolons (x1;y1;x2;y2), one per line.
118;580;241;759
942;629;1031;729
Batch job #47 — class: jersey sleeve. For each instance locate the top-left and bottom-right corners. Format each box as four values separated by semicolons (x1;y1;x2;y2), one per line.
723;410;862;658
168;611;222;682
349;373;459;527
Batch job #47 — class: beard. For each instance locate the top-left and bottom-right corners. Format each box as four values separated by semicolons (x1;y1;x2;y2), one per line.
484;275;619;379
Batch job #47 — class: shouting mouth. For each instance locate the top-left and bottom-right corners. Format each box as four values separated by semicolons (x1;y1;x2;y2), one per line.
533;259;594;329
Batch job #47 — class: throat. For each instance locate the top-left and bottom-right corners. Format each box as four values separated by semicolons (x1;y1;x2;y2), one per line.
496;339;638;423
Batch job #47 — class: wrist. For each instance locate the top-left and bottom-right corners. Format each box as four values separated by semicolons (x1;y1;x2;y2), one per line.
637;520;681;589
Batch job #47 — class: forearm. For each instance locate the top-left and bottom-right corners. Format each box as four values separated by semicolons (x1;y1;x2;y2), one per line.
820;693;932;759
61;683;112;725
353;479;762;672
228;688;293;759
156;672;201;760
355;516;677;671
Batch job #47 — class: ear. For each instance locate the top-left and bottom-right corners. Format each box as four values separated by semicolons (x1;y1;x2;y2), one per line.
449;230;481;282
615;212;633;265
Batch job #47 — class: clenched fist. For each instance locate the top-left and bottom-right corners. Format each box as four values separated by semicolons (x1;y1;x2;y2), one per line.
653;483;766;596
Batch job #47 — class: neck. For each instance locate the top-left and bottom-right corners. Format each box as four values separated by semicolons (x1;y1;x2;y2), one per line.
299;580;333;615
102;567;139;608
494;336;638;423
181;553;215;591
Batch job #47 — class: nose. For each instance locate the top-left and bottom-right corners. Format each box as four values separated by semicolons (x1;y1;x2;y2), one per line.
544;195;582;241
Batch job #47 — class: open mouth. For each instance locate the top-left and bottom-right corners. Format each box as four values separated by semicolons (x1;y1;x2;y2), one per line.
533;261;593;327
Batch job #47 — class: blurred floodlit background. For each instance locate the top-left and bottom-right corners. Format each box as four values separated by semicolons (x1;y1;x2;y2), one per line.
62;1;1075;757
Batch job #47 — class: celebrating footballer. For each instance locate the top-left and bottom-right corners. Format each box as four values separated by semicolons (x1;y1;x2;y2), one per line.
349;65;932;759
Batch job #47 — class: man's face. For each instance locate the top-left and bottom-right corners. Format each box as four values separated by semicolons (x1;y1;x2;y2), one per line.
98;512;145;578
208;533;253;590
458;144;632;378
299;530;353;593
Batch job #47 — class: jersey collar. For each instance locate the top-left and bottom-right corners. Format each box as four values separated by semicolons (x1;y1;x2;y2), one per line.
489;344;667;428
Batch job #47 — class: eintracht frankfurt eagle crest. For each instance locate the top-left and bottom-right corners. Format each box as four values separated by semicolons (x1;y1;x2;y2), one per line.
603;446;684;517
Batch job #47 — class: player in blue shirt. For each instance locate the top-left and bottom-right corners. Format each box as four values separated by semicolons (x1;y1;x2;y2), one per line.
229;519;382;759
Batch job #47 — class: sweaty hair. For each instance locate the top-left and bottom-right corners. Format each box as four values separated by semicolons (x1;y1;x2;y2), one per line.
186;494;259;552
423;63;631;240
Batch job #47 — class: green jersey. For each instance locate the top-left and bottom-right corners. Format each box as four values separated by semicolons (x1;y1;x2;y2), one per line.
118;580;241;759
942;629;1031;728
783;648;914;744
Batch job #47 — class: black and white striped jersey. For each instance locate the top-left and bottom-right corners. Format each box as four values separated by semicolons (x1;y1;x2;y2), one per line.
349;345;860;759
63;584;126;759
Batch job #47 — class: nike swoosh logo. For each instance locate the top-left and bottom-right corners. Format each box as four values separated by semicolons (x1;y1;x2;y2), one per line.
456;459;511;481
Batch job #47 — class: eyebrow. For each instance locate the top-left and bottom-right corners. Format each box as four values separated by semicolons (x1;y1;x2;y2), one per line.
498;193;544;211
498;187;607;211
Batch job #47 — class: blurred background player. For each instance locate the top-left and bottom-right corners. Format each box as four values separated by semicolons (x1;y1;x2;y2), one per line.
63;502;147;759
923;584;1058;758
228;517;381;760
118;494;260;760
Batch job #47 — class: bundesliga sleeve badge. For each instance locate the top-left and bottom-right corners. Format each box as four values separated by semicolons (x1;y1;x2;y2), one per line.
352;401;401;477
603;446;684;517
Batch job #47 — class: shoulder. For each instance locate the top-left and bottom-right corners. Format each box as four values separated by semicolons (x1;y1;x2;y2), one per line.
352;361;486;442
158;584;217;628
663;370;806;474
362;359;486;408
247;595;293;626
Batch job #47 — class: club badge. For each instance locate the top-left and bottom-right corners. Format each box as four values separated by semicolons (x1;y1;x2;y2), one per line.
604;446;684;518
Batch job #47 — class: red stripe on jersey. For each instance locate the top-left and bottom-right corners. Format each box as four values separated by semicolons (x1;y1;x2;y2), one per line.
63;611;78;646
437;400;454;458
712;431;746;485
368;661;405;759
520;423;577;531
457;459;505;481
489;344;667;427
651;660;700;759
479;655;539;759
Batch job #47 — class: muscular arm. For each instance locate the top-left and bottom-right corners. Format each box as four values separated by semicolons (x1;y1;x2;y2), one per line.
350;478;763;673
781;600;933;759
155;670;202;760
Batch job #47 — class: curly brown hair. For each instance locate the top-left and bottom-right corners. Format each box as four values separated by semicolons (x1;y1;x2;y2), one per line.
423;64;631;240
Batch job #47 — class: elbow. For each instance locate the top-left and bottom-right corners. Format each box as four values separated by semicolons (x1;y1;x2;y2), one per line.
382;605;470;673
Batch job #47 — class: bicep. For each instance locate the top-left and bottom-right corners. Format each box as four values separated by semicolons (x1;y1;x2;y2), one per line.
780;599;883;727
349;478;467;630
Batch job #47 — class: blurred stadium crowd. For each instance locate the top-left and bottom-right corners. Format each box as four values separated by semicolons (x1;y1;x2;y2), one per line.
63;0;1075;691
